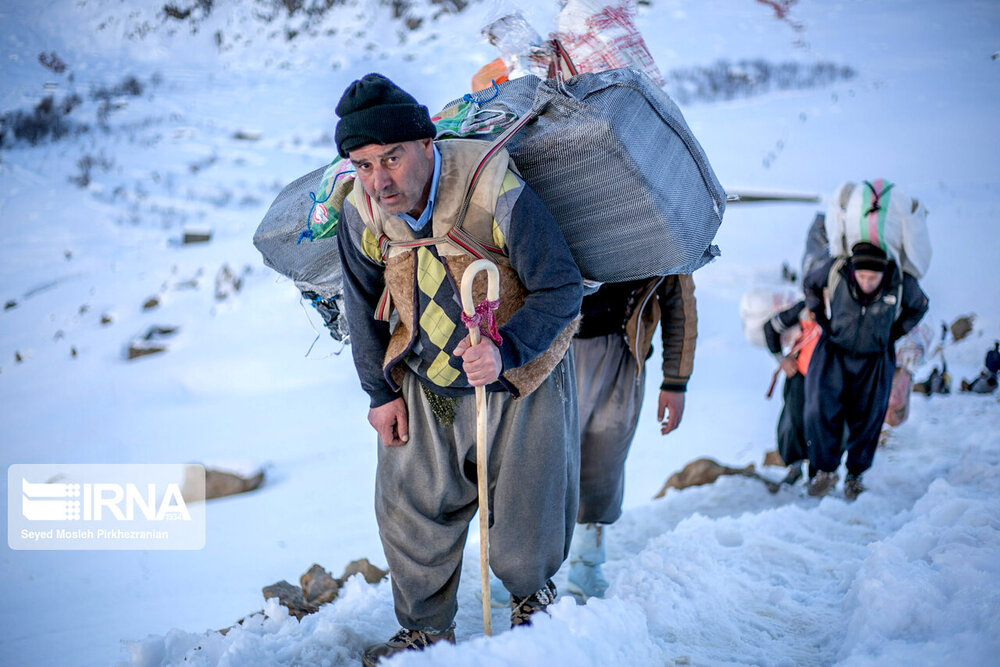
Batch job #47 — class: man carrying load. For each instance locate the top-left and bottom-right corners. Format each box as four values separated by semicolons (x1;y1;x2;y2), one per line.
334;73;583;665
566;276;697;599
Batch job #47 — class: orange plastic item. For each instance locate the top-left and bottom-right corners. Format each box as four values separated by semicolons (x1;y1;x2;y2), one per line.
794;320;821;376
471;58;509;93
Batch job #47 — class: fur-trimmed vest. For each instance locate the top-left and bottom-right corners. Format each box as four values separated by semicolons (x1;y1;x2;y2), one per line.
347;139;578;398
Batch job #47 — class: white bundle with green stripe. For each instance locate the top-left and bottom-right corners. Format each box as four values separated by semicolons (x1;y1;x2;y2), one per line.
825;179;932;278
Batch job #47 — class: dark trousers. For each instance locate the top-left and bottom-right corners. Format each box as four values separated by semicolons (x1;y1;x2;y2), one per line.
804;336;895;477
777;373;809;467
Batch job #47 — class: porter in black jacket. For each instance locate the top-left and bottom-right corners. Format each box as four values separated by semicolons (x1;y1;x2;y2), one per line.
802;243;928;497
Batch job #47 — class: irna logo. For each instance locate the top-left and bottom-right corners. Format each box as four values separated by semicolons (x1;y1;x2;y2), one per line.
21;478;191;522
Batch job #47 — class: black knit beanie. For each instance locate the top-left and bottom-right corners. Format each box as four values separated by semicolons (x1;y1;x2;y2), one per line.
850;242;888;272
335;73;436;158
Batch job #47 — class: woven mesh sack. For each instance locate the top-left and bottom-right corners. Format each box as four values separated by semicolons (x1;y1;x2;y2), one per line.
457;67;725;281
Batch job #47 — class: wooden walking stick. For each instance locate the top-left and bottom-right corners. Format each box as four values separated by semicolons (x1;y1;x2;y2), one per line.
460;259;501;637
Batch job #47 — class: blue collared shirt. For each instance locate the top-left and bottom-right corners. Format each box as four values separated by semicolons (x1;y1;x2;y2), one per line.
397;145;442;232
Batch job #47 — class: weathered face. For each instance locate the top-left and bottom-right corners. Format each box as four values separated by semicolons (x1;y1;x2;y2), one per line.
348;139;434;218
854;269;884;295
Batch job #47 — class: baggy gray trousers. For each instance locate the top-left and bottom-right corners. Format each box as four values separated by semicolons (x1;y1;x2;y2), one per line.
375;352;579;632
574;334;645;525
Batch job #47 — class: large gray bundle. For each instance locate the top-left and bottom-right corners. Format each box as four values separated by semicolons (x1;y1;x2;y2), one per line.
253;166;348;339
465;67;725;281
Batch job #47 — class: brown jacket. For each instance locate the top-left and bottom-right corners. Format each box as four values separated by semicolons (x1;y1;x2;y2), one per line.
623;274;697;391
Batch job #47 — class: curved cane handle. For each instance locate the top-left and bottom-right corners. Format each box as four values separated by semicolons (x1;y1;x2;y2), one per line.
460;259;500;316
460;260;500;345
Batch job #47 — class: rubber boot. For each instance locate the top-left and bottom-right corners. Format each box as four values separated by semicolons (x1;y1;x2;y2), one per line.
474;571;510;608
566;523;609;600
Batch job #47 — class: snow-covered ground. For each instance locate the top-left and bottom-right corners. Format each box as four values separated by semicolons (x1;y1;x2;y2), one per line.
1;0;998;665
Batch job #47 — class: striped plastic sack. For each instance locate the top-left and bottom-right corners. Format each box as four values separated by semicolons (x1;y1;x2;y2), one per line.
551;0;666;87
825;179;931;278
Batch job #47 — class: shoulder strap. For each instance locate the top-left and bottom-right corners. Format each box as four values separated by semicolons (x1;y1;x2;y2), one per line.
892;271;904;322
823;257;847;321
450;110;536;245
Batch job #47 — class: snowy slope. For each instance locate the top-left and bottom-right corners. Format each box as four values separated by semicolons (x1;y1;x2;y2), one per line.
1;0;999;665
124;394;1000;666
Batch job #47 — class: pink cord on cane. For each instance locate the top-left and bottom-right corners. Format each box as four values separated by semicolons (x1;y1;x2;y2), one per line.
461;299;503;346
